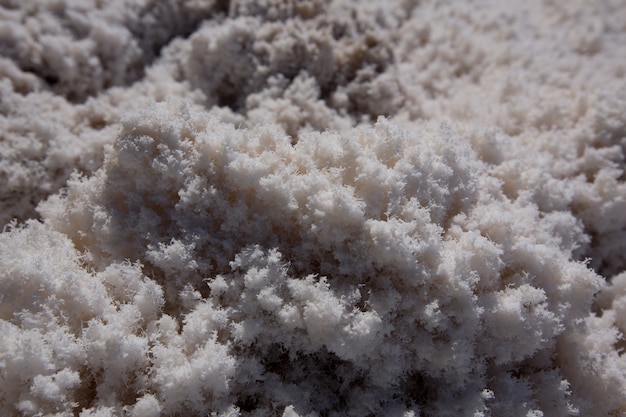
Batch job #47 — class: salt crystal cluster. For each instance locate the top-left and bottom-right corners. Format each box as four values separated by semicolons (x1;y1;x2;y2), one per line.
1;0;625;416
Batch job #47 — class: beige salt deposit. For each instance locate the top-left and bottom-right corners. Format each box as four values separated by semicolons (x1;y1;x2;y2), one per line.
1;0;625;416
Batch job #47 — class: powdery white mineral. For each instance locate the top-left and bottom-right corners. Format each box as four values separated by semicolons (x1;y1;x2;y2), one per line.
1;0;626;416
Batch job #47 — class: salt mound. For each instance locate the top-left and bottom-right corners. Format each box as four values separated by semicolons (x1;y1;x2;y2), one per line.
1;0;625;416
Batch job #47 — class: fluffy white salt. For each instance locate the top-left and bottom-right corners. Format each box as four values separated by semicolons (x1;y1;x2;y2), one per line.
1;0;625;416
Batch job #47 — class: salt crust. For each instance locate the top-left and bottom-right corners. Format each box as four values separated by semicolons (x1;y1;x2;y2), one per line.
1;0;626;416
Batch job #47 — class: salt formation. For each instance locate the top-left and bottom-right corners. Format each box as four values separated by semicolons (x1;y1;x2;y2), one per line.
1;0;626;416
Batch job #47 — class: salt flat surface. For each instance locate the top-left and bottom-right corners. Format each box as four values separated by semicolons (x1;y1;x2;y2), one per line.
1;1;625;415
